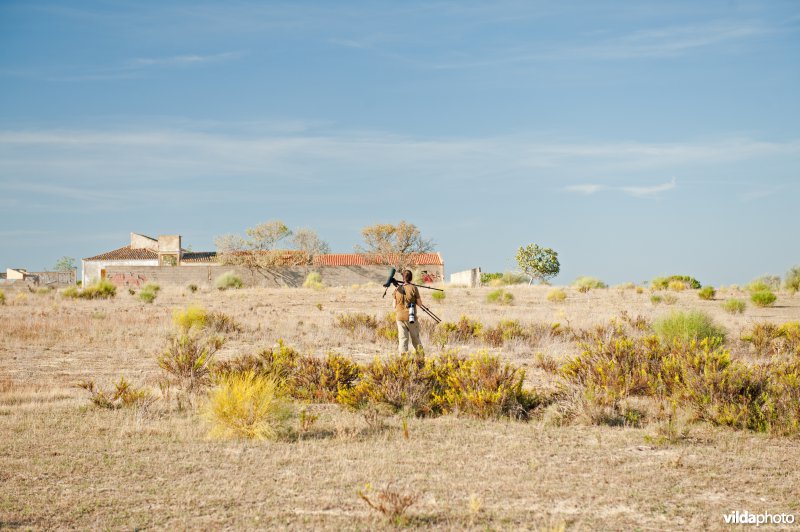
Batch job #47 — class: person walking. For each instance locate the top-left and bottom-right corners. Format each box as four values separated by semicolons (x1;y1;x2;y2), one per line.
393;269;424;354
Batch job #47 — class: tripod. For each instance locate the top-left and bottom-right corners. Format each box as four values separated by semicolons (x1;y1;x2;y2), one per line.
382;279;443;324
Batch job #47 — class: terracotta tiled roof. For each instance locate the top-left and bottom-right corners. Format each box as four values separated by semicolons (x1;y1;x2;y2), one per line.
181;252;218;263
313;253;443;266
84;246;158;261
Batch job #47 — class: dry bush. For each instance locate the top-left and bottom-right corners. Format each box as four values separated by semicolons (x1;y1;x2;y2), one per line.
206;311;242;334
77;279;117;299
432;315;483;348
741;322;800;357
358;482;420;524
158;332;224;392
547;288;567;302
723;298;746;314
293;353;361;402
77;377;154;410
338;351;543;420
481;319;527;347
204;371;294;440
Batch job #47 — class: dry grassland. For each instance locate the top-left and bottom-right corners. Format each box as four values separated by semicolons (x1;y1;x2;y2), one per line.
1;284;799;530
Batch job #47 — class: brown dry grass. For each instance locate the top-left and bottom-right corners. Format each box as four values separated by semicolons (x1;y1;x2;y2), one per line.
1;284;799;529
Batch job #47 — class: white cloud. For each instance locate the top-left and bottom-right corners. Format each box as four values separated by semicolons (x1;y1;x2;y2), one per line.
620;178;677;197
565;184;605;195
131;52;242;67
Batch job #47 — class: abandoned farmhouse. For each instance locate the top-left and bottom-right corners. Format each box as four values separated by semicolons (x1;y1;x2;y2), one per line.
82;233;445;288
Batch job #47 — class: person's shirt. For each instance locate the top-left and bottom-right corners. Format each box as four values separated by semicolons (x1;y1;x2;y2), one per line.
393;284;421;321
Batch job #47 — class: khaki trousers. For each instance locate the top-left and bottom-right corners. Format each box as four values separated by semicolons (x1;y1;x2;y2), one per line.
397;320;423;354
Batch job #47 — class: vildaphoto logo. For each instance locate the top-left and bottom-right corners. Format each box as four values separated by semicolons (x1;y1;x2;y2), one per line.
723;510;796;526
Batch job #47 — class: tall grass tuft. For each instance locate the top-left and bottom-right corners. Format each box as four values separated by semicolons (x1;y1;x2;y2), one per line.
0;289;5;305
204;372;294;440
79;279;117;299
215;271;243;290
138;283;160;303
653;310;726;344
486;289;513;305
698;286;716;300
303;271;325;290
173;304;208;331
547;288;567;302
723;298;746;314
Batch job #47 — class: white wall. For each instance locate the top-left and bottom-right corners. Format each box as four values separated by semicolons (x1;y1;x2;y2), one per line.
82;259;158;285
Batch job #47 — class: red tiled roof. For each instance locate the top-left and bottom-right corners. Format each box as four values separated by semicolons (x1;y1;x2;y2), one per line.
83;246;158;261
313;253;443;266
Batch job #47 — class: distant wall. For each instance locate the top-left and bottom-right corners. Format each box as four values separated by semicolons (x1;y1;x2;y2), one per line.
82;259;158;285
103;264;445;288
450;268;481;287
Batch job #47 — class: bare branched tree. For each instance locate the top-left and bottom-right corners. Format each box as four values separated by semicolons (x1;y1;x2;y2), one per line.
291;228;331;264
355;220;435;270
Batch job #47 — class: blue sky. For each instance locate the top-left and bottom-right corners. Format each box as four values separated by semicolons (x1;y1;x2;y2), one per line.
1;0;798;285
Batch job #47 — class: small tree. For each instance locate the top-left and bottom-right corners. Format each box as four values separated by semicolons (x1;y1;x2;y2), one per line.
785;266;800;295
292;228;331;264
515;244;560;285
245;220;292;251
355;221;434;270
53;256;76;272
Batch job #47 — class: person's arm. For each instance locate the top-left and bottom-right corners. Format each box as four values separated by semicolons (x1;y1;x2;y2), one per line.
415;287;423;306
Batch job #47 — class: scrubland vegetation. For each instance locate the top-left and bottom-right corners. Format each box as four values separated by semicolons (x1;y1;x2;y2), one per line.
1;281;799;529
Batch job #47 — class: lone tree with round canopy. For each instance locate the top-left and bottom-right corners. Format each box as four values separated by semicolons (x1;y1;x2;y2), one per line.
515;243;560;285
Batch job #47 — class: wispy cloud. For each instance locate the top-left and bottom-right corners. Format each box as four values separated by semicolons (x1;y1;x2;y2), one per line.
620;178;677;197
565;184;605;195
131;52;242;68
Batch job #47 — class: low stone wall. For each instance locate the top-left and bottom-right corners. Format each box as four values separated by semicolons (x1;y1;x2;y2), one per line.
103;264;444;288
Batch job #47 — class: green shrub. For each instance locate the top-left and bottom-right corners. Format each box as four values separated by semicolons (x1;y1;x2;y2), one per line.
547;288;566;302
723;298;746;314
292;353;361;402
79;279;117;299
698;286;716;300
482;320;527;347
303;271;325;290
653;310;726;344
667;280;687;292
173;304;208;331
213;340;300;381
431;291;445;302
480;272;502;285
751;290;777;307
650;295;663;305
0;289;5;305
784;266;800;295
138;283;160;304
752;275;781;291
215;271;243;290
432;316;483;348
204;372;294;440
746;280;772;294
651;275;701;290
486;289;513;305
77;377;154;410
481;272;526;286
741;322;800;358
573;276;607;292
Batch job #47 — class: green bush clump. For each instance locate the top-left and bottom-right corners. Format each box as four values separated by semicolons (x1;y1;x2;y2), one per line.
481;272;526;286
215;271;243;290
698;286;716;300
480;272;502;285
751;290;777;307
158;332;224;392
651;275;701;290
572;276;607;292
723;298;746;314
652;310;726;344
752;275;781;291
303;271;325;290
650;295;663;305
61;286;79;299
431;291;445;302
0;289;5;305
433;316;483;348
335;312;378;332
746;280;772;294
486;289;513;305
204;372;294;440
79;279;117;299
138;283;160;304
547;288;566;302
482;320;527;347
784;266;800;295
